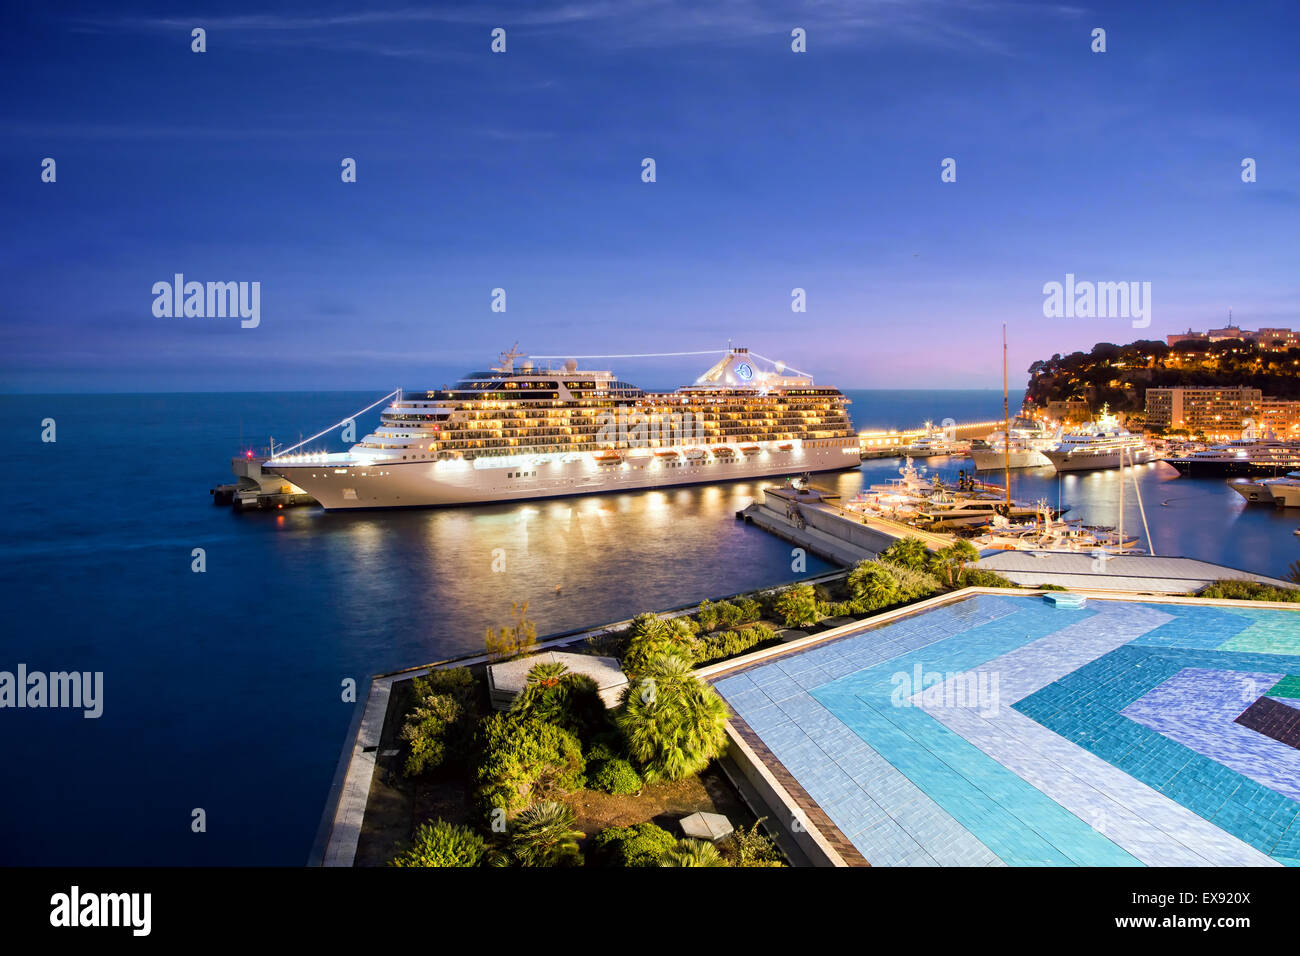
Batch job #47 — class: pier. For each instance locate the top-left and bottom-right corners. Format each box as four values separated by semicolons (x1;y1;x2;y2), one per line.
858;419;1001;459
737;484;952;564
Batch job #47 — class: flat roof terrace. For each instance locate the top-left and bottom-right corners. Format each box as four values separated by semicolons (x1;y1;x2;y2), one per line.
707;592;1300;867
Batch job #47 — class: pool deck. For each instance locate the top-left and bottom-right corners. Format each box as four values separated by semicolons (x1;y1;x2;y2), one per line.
703;588;1300;867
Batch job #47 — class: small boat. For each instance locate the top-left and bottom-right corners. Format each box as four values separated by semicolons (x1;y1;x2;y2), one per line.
739;444;761;455
712;446;737;457
776;442;794;452
654;448;680;459
593;449;623;465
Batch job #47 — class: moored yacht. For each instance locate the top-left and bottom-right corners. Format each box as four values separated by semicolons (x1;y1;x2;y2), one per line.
1042;406;1153;473
969;417;1060;470
1231;471;1300;507
263;347;861;509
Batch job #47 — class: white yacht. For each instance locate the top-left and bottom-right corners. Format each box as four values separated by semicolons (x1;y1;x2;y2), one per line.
1231;472;1300;507
1042;406;1153;473
263;347;861;510
969;417;1060;470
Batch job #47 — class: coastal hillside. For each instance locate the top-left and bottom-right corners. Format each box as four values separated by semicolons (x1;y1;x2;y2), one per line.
1025;338;1300;412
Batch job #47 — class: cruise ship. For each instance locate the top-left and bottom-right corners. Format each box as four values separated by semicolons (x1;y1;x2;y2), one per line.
1042;407;1154;473
968;417;1060;471
263;347;860;509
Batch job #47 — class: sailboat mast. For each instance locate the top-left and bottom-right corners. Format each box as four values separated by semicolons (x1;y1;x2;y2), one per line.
1002;323;1011;505
1118;446;1125;550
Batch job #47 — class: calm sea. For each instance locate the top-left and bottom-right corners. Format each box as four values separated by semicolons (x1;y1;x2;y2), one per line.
1;388;1295;864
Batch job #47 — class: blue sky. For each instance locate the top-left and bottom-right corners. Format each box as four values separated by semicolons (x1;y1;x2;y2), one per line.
1;1;1296;392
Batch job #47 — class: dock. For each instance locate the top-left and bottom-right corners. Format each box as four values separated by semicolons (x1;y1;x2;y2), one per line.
737;484;952;565
211;455;316;511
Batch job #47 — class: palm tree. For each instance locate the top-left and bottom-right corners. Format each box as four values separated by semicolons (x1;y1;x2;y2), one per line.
507;801;585;867
848;562;901;610
617;654;730;782
660;838;726;867
929;540;980;587
881;536;929;571
1287;560;1300;585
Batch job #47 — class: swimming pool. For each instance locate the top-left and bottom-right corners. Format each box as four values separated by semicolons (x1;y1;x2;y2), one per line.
712;594;1300;866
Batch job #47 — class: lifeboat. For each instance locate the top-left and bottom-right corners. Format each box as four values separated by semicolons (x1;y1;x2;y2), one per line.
739;444;761;455
593;449;623;465
712;446;737;457
684;448;708;461
777;442;795;452
654;449;680;459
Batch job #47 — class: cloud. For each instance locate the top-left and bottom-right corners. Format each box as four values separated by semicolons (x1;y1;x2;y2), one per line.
70;1;1084;55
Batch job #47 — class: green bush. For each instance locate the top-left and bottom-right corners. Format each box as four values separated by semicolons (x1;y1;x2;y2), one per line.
475;714;586;818
660;838;726;867
886;562;943;601
847;561;901;610
588;823;676;867
622;613;699;676
399;692;463;777
505;800;585;867
959;568;1019;589
398;666;480;777
1197;579;1300;602
618;654;730;783
881;536;931;571
695;622;778;664
720;821;786;867
389;820;486;867
509;661;610;742
589;757;642;795
771;584;819;627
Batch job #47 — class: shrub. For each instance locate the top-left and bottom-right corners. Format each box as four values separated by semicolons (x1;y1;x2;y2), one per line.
398;666;479;777
881;536;931;571
695;622;778;664
695;599;720;633
959;568;1019;589
660;838;726;867
622;613;699;676
509;661;609;742
485;601;539;661
389;820;486;867
506;801;585;867
887;563;943;601
589;757;642;795
617;654;730;782
475;714;586;818
847;561;901;611
1197;579;1300;602
399;692;463;777
771;584;819;627
1038;583;1068;591
588;823;676;867
720;820;786;867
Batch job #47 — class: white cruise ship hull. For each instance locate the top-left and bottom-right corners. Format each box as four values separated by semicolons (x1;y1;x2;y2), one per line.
968;448;1052;470
267;440;861;510
1044;446;1154;473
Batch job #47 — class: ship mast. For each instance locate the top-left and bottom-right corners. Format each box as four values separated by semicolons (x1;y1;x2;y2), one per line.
1002;323;1011;505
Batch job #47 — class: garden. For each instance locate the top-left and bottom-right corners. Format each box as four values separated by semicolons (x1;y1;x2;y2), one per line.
358;537;1018;867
